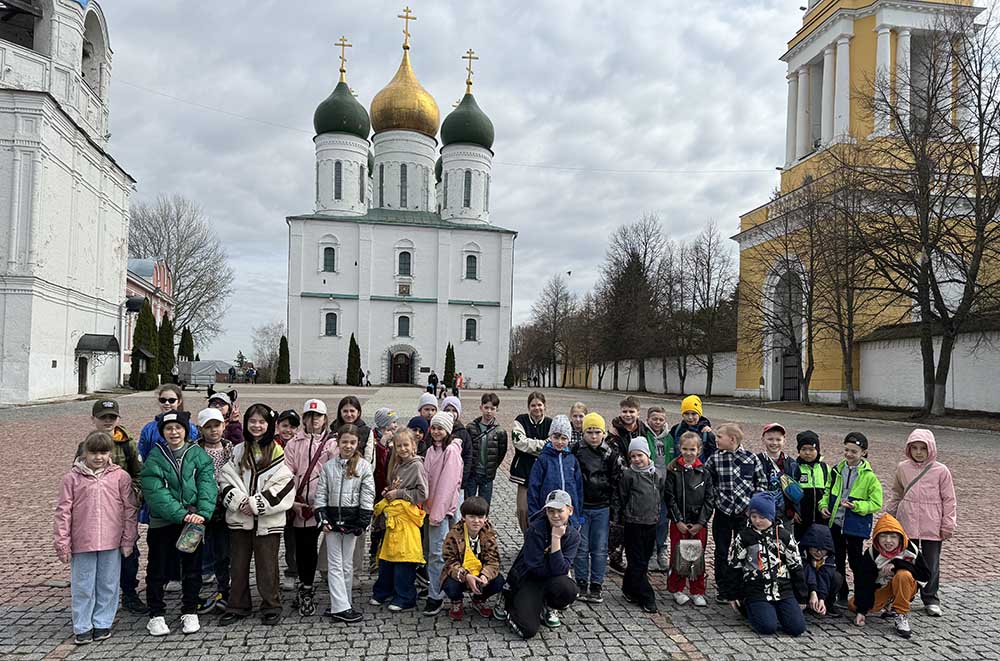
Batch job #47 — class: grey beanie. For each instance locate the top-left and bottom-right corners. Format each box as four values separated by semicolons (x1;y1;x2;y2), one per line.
550;414;572;439
374;407;398;431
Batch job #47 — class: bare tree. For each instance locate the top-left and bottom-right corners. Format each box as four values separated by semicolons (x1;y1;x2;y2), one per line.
129;195;235;347
251;321;286;383
529;275;576;386
689;221;738;396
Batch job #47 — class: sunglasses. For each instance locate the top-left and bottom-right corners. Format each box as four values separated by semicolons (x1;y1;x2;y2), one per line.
158;397;179;404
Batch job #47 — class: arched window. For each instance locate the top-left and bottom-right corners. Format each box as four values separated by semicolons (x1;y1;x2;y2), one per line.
443;172;449;208
465;254;478;280
465;318;477;341
400;163;408;207
323;247;336;272
398;251;412;277
463;170;472;208
359;165;365;202
398;315;411;337
379;163;384;207
325;313;338;336
334;161;343;200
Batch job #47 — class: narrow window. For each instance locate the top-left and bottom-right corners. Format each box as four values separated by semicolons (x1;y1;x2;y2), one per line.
359;165;365;202
465;254;478;280
398;250;412;277
465;318;477;341
325;313;338;336
443;172;449;208
463;170;472;208
398;315;410;337
334;161;342;200
484;177;490;211
379;163;384;207
400;164;408;207
323;247;336;272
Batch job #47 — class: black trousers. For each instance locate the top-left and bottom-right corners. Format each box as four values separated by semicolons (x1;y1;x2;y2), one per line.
916;539;942;605
293;526;322;587
712;509;746;588
831;523;865;600
506;575;577;639
623;523;657;609
146;524;203;617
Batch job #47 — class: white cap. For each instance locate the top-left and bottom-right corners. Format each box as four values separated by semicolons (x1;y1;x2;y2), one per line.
303;399;328;415
208;391;231;406
198;408;225;427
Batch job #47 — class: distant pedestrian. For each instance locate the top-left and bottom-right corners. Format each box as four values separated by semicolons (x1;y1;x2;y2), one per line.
427;370;439;394
228;366;237;383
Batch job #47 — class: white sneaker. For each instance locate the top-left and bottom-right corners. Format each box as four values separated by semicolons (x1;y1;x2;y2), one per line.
925;604;942;617
691;594;707;607
146;616;169;637
181;614;200;635
894;613;912;639
164;581;182;593
282;576;297;591
673;592;690;605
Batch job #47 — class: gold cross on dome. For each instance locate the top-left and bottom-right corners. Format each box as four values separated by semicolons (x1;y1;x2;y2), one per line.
335;35;352;82
463;48;479;93
398;6;417;49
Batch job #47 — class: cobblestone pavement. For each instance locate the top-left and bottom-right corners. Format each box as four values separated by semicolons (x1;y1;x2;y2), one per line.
1;385;998;660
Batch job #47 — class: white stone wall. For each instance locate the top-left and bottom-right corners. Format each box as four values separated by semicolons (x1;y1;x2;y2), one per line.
585;353;738;396
372;131;436;212
859;332;1000;413
440;144;492;224
314;133;368;216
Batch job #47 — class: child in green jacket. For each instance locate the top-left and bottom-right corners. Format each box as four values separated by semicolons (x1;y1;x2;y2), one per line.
819;432;883;607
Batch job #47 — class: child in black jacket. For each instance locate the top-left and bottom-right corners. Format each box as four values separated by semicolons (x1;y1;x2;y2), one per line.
798;523;842;616
663;431;714;607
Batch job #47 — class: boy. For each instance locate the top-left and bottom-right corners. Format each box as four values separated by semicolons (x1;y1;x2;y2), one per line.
798;523;842;617
791;430;829;540
850;513;931;639
441;497;505;621
704;422;767;602
369;408;398;570
418;392;438;422
664;431;714;607
606;396;648;574
505;490;580;639
196;408;233;614
819;432;883;607
572;413;620;603
757;423;797;525
614;438;665;614
668;395;717;463
527;416;584;525
86;400;146;615
721;493;807;637
509;392;552;535
464;393;509;504
643;405;672;571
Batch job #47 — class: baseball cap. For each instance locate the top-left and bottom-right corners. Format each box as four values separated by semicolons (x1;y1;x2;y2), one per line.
544;489;573;510
208;391;231;406
277;409;301;426
762;422;786;436
302;399;327;416
197;408;225;427
92;399;120;417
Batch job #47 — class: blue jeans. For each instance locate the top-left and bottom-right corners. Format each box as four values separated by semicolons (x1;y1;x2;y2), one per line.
427;515;454;601
442;573;505;601
463;475;495;504
373;560;418;609
573;507;610;586
745;596;807;636
71;550;121;634
656;500;669;551
120;542;140;598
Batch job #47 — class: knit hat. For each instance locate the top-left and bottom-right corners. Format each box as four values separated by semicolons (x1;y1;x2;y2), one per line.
748;492;776;522
418;392;438;411
796;430;820;451
407;415;429;435
302;399;327;416
430;411;454;434
197;408;225;427
844;431;869;451
374;407;398;431
581;412;606;433
549;414;572;439
628;437;651;458
440;396;462;417
157;410;191;440
680;395;703;417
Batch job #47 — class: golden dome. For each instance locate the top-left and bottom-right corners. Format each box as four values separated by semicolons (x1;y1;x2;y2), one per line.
370;49;440;138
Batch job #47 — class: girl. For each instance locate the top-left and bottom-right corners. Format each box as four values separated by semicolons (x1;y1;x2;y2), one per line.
664;431;714;607
196;408;234;614
207;390;242;444
441;396;473;490
509;392;552;534
371;429;428;612
276;408;302;590
138;384;200;460
370;408;399;570
884;428;956;617
333;396;376;465
422;411;465;616
219;405;295;626
55;432;138;644
284;399;337;616
315;424;376;623
139;412;217;637
568;402;588;449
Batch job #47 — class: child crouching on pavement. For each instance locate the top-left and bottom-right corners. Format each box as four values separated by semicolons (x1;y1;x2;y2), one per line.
615;438;665;614
721;493;807;637
849;513;931;639
441;496;506;621
54;431;139;645
798;523;842;617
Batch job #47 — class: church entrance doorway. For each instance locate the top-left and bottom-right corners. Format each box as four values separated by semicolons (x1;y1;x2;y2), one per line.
78;356;89;394
391;352;411;384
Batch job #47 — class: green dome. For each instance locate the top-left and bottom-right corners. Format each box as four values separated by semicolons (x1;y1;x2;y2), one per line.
314;81;371;139
434;156;442;183
441;93;494;150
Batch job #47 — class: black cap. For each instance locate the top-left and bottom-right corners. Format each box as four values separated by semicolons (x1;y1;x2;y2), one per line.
796;430;820;450
157;410;191;440
92;399;120;418
277;409;301;427
844;431;869;451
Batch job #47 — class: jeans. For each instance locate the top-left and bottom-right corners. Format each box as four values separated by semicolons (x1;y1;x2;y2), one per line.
442;573;505;602
71;550;121;634
427;515;455;601
463;475;495;505
324;531;358;614
744;596;807;636
573;507;610;586
120;542;140;598
655;501;669;551
146;525;202;617
204;521;231;599
372;560;418;609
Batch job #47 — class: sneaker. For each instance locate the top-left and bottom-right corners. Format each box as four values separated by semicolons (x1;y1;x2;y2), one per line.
542;608;561;628
181;614;200;635
576;581;589;600
330;609;363;624
423;597;444;616
673;592;691;606
609;551;627;576
146;616;169;637
369;597;386;607
74;631;93;645
387;603;413;612
449;600;464;620
164;580;182;593
219;612;246;626
121;594;148;615
715;593;729;604
92;628;111;641
894;613;912;639
297;584;316;617
691;594;708;607
493;600;507;621
925;604;942;617
198;592;223;613
641;603;658;614
415;566;430;587
282;576;298;591
471;598;493;618
656;547;670;572
417;588;429;599
201;573;215;584
507;614;527;639
261;612;281;625
622;592;635;604
835;595;849;610
587;584;604;604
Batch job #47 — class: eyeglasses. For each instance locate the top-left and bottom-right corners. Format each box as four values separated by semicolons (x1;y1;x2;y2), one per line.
158;397;178;404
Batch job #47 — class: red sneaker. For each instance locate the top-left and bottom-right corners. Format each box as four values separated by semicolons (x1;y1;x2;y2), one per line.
449;601;464;620
472;599;493;618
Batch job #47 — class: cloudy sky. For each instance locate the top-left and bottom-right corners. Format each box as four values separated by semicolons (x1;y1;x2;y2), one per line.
105;1;802;361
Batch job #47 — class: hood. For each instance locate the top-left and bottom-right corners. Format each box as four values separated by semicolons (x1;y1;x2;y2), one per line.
905;428;937;464
542;441;571;456
73;460;123;478
873;513;910;553
671;456;703;470
800;523;835;553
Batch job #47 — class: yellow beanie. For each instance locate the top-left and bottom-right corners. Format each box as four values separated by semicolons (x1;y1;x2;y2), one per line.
681;395;703;417
581;412;606;433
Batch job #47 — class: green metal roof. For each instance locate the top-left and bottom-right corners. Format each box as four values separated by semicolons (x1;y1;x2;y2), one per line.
287;207;516;235
441;93;494;150
314;81;371;139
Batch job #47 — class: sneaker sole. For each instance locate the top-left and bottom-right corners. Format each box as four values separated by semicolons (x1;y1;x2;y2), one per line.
92;633;111;641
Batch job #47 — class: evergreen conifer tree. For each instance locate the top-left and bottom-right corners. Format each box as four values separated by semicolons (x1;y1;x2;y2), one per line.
276;335;291;384
129;299;159;390
504;359;515;389
158;314;175;383
347;334;361;386
444;343;456;388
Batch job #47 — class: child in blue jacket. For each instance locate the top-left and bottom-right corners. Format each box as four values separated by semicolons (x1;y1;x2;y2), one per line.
527;415;584;526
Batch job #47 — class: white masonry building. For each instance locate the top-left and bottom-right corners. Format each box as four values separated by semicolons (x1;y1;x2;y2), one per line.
286;32;515;387
0;0;133;403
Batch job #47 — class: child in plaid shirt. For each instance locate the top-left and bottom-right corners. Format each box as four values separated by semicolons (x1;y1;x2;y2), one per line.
704;423;767;602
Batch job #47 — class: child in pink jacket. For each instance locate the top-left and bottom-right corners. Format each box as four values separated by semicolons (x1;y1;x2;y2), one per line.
54;432;138;644
422;411;465;616
885;428;956;617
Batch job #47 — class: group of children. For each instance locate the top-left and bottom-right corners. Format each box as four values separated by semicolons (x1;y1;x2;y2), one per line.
54;386;957;644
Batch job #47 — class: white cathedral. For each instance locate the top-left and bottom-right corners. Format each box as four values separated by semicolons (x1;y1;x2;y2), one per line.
286;18;515;387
